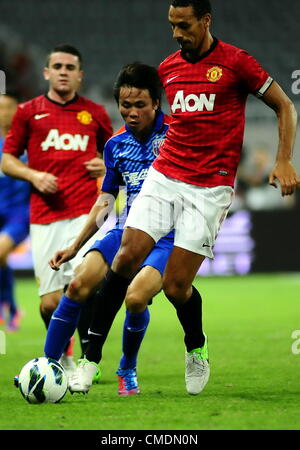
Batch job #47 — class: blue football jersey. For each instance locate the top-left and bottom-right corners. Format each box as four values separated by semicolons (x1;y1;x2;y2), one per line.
101;110;172;232
0;135;30;211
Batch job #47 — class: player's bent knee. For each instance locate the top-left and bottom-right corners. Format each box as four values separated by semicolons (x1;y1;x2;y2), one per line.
163;280;190;305
67;277;81;297
125;291;147;313
40;300;58;317
66;276;91;302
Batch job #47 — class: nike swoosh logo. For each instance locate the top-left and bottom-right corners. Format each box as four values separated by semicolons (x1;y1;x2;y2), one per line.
51;316;68;323
34;113;50;120
88;329;103;337
202;243;211;248
126;327;144;332
166;75;179;84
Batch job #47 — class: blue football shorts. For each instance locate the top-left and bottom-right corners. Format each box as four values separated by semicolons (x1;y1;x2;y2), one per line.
85;227;174;276
0;208;29;245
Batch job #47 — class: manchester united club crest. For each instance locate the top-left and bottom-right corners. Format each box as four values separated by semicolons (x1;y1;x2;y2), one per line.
77;110;93;125
206;66;223;82
152;138;164;156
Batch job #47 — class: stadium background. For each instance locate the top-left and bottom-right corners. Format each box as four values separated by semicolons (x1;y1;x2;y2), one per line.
1;0;300;274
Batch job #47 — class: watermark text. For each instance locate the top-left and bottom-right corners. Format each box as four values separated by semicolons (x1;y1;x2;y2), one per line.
291;70;300;95
0;70;6;94
291;330;300;354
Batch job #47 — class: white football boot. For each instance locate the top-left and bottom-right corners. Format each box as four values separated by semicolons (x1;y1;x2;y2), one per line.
59;354;77;380
68;358;100;394
185;335;210;395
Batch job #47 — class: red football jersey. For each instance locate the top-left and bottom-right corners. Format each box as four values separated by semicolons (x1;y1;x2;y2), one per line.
153;39;272;187
3;94;112;224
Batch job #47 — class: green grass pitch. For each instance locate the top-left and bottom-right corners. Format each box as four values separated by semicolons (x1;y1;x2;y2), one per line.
0;274;299;430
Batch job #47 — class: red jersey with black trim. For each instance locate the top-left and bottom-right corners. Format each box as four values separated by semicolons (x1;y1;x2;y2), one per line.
3;94;112;224
153;39;273;187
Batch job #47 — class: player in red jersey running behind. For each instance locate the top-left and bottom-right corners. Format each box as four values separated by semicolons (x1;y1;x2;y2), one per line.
1;44;113;376
80;0;300;396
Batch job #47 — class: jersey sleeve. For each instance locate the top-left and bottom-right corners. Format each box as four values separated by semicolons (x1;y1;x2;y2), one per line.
2;104;29;157
95;106;113;154
101;140;124;193
158;61;166;86
236;50;273;97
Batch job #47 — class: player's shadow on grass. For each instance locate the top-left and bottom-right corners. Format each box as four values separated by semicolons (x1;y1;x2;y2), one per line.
94;378;115;386
219;390;300;402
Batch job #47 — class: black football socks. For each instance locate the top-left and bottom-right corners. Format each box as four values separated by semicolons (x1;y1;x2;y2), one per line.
77;294;94;358
85;269;132;364
174;286;205;352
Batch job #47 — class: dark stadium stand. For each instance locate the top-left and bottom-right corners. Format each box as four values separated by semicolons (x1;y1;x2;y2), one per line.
1;0;298;98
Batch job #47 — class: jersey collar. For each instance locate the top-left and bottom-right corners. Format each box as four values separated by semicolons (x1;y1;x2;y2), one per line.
152;109;165;132
45;93;79;107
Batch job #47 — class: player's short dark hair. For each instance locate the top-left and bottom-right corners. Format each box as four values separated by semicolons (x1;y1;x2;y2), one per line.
113;62;162;105
46;44;82;68
171;0;211;18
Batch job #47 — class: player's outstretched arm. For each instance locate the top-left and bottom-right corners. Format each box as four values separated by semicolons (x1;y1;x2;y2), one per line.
261;81;300;196
49;192;115;271
1;152;37;183
1;153;58;194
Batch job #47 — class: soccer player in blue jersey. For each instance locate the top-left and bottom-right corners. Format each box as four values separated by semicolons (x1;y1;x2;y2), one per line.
44;62;178;395
0;94;30;331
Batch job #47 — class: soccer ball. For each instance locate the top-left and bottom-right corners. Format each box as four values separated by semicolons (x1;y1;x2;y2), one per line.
18;357;68;404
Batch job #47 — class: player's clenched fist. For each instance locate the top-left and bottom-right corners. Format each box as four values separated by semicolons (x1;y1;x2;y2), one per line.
269;161;300;196
31;171;58;194
84;157;105;178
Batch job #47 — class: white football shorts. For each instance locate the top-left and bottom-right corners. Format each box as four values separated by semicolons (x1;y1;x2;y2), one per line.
125;167;234;258
30;214;105;296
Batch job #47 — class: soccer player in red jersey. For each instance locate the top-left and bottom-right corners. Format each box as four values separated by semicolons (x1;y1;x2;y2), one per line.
83;0;300;396
1;44;113;374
